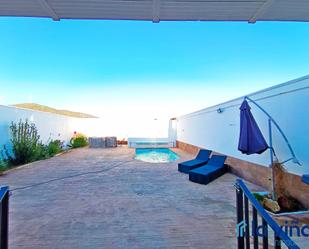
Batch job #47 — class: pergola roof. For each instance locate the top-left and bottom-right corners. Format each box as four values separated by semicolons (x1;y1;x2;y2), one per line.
1;0;309;23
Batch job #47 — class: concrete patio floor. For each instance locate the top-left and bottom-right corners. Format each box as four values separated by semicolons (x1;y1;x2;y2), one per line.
2;147;263;249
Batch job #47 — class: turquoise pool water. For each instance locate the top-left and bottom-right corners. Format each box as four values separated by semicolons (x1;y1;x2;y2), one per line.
134;148;180;163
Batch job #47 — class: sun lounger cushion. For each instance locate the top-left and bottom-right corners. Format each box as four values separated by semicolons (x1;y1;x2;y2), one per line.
196;149;212;161
302;175;309;185
178;149;211;174
189;155;227;185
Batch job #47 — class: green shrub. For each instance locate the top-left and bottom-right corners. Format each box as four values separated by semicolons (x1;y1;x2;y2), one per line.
70;133;88;148
47;140;63;156
2;120;47;166
253;193;266;203
0;160;8;173
34;142;50;160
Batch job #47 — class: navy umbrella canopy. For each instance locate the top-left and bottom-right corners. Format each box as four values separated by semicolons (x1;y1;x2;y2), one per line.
238;100;268;155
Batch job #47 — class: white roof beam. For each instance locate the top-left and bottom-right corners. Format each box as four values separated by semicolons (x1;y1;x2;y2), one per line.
36;0;60;21
152;0;160;23
248;0;275;23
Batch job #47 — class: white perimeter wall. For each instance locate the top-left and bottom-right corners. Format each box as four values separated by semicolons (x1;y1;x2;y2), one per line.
0;105;80;152
175;75;309;176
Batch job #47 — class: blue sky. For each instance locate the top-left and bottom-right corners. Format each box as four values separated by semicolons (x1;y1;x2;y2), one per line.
0;18;309;119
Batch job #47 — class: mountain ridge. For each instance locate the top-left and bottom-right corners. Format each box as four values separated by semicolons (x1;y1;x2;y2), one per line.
12;103;98;118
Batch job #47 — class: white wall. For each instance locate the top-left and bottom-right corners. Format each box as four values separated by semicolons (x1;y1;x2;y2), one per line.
0;105;79;152
175;75;309;176
0;104;171;155
72;117;169;140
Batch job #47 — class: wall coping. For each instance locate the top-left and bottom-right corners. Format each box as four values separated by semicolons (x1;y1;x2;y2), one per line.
177;74;309;119
0;104;83;120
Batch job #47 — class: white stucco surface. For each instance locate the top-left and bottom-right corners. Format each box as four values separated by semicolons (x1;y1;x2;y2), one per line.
175;75;309;175
0;105;78;151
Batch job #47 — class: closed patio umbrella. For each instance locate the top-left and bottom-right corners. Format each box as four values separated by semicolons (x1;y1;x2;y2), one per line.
238;97;300;200
238;100;268;155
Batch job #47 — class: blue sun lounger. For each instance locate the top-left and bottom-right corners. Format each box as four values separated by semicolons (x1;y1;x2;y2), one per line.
189;155;227;185
178;149;212;174
302;175;309;185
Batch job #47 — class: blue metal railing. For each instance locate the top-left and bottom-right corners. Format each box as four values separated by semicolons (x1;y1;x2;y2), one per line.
235;179;299;249
0;186;9;249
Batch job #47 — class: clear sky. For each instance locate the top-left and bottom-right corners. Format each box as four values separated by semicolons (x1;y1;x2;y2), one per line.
0;18;309;136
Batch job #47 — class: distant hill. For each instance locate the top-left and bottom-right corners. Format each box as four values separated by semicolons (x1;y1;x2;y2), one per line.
12;103;98;118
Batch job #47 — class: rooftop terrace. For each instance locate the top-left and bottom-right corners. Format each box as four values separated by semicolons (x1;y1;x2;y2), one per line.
1;147;264;249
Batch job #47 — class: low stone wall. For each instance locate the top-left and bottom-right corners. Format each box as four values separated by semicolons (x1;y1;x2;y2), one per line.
176;140;309;209
274;165;309;211
176;140;200;155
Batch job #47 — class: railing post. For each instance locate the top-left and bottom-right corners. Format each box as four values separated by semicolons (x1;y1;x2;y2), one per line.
262;217;268;249
236;184;244;249
0;187;9;249
274;235;281;249
244;196;250;249
252;206;259;249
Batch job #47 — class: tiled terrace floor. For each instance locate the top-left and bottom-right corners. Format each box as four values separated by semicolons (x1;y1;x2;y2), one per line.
2;147;264;249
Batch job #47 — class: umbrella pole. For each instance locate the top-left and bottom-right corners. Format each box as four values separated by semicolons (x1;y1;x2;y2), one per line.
268;118;276;200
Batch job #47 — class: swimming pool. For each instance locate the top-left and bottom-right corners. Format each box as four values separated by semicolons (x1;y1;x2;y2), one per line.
134;148;180;163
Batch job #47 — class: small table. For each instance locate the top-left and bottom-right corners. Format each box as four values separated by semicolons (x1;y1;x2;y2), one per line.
89;137;117;148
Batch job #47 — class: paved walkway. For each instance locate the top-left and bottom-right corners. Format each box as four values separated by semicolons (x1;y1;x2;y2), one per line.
1;147;261;249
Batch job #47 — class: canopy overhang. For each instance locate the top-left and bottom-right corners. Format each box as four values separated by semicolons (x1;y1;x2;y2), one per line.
1;0;309;23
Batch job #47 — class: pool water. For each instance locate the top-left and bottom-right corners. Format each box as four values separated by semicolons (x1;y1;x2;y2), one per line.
134;148;180;163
